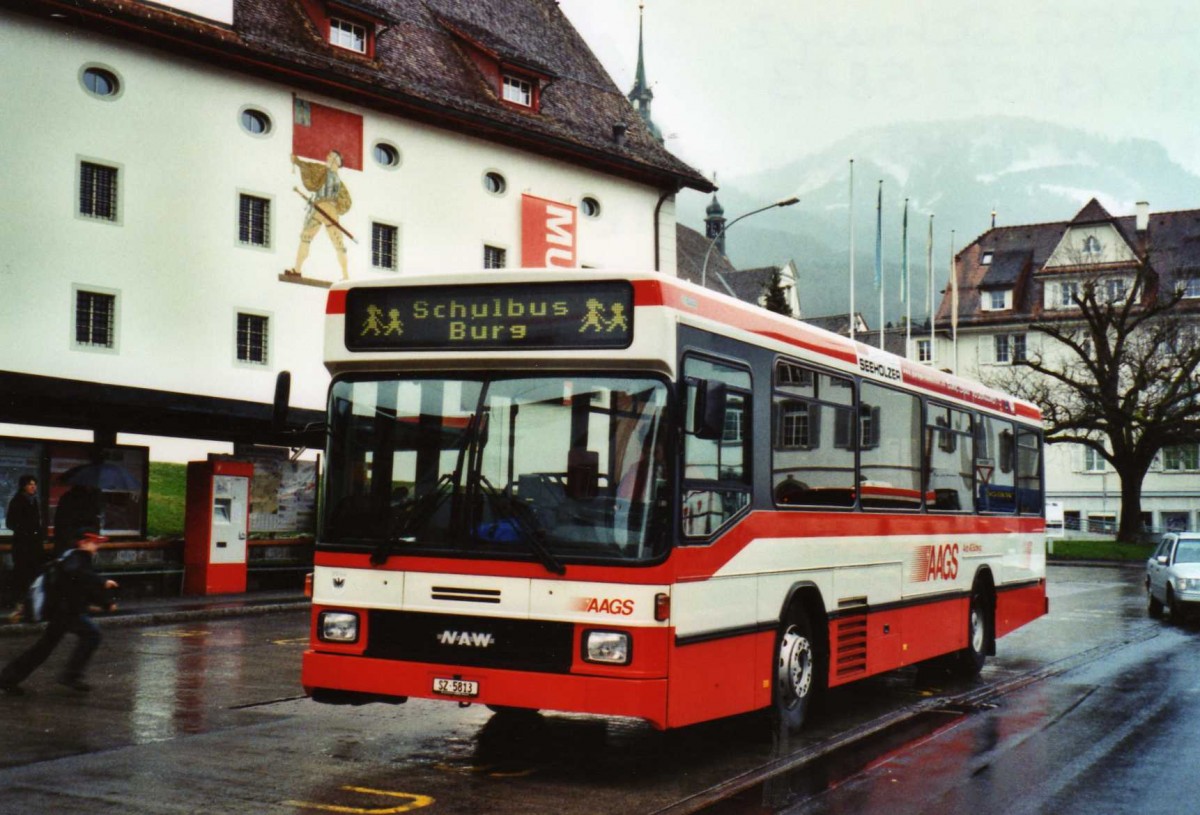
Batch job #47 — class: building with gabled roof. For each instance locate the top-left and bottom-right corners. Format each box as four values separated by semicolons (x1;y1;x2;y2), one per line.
936;198;1200;535
0;0;710;534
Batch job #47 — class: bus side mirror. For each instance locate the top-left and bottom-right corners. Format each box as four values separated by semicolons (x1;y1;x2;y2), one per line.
692;380;728;440
566;449;599;500
273;371;292;432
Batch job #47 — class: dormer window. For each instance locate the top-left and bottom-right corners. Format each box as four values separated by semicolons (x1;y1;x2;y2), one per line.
330;18;366;53
982;288;1012;311
502;75;533;107
981;251;993;265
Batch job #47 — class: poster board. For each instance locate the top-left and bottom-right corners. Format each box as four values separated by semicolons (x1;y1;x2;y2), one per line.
217;447;318;534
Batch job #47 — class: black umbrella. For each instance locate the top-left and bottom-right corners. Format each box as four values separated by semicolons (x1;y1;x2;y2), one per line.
59;462;141;492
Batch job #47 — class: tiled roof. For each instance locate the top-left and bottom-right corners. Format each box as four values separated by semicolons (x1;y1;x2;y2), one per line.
676;224;738;291
939;201;1200;327
17;0;711;192
978;250;1030;289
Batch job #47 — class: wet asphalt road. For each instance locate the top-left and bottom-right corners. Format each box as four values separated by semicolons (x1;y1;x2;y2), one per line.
0;563;1189;814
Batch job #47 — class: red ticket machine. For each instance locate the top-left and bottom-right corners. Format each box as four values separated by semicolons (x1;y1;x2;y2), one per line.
183;460;253;595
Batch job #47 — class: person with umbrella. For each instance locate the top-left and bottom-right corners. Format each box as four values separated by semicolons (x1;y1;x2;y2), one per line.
53;483;102;556
6;475;46;622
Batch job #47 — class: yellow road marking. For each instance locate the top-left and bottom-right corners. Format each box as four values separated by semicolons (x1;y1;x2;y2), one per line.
272;636;311;645
141;630;209;639
286;786;433;813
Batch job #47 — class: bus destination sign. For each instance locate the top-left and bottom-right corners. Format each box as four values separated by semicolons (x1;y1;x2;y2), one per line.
345;281;634;351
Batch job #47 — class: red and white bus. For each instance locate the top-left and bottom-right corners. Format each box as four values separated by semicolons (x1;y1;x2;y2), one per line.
300;269;1046;732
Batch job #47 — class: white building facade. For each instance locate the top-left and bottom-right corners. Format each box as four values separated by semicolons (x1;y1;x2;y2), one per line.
0;0;709;452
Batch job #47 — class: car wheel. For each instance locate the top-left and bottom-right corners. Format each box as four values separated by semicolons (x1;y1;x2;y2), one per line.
1148;588;1164;619
773;607;823;733
1168;588;1183;624
954;589;989;677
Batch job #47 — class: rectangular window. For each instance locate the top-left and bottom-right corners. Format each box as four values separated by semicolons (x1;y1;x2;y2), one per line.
1059;281;1079;308
1016;429;1043;515
502;75;533;106
858;382;922;510
683;357;752;537
925;405;974;512
993;334;1025;364
372;222;398;270
994;335;1010;364
772;361;855;508
917;339;932;363
1181;275;1200;299
236;313;269;365
1083;446;1106;472
75;290;116;348
79;161;118;221
330;18;366;52
989;290;1006;310
1164;444;1200;471
484;245;507;269
1105;277;1128;304
238;194;270;247
1012;333;1027;362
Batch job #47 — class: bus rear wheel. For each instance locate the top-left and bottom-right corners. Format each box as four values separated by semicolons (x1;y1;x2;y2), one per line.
773;608;822;733
955;589;989;677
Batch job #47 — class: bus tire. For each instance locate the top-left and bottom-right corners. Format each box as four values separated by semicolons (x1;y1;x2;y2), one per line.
955;587;990;677
773;607;822;733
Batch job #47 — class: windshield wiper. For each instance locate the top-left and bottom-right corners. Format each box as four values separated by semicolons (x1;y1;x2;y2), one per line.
370;473;454;565
476;475;566;575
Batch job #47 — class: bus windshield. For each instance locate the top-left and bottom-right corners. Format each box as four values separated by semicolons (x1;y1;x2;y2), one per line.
323;374;672;566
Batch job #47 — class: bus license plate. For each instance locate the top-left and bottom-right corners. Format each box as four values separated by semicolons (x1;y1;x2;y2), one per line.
433;678;479;698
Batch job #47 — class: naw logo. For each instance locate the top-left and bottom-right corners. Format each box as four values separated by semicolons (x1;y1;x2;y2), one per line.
910;543;959;582
436;630;495;648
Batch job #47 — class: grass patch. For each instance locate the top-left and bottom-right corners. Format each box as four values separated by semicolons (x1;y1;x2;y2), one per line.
147;462;187;538
1047;538;1154;562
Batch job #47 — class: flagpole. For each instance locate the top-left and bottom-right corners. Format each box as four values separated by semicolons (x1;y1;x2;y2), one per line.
902;198;910;357
927;214;934;365
875;180;884;350
950;228;958;375
848;159;855;342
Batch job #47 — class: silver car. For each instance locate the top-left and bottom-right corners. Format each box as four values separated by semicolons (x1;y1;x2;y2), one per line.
1146;532;1200;621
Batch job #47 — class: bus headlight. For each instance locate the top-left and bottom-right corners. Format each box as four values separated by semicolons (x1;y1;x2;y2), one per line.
319;611;359;643
584;630;630;665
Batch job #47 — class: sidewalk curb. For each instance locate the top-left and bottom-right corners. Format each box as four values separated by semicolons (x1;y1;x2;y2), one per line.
1;599;310;638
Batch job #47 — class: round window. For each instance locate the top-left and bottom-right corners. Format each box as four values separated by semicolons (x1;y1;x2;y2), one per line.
373;142;401;168
483;171;507;195
82;67;120;98
581;197;601;218
240;109;272;135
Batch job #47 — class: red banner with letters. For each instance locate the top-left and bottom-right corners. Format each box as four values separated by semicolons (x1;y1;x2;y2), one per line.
293;97;363;171
521;194;577;268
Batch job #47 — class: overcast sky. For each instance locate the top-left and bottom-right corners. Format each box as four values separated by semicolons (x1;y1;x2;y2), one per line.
558;1;1200;181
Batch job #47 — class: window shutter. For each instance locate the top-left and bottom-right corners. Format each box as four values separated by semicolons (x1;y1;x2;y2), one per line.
834;406;852;449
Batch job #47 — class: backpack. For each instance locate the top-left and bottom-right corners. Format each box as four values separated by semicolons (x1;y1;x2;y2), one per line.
27;552;70;623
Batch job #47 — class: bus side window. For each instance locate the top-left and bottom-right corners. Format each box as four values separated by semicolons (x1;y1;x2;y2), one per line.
682;357;752;538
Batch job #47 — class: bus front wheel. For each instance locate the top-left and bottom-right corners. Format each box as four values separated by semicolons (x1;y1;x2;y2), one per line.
773;608;822;733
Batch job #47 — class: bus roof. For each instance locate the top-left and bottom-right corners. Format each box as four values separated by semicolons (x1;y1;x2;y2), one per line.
325;269;1042;424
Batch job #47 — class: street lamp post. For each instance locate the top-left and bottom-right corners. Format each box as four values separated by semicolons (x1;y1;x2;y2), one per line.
700;196;800;288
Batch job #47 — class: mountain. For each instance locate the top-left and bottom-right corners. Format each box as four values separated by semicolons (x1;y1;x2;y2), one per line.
677;116;1200;325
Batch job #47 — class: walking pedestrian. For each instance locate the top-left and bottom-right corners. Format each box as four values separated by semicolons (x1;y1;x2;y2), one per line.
5;475;46;622
0;527;118;696
53;483;102;555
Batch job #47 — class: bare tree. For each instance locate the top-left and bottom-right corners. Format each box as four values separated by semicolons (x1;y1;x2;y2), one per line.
984;259;1200;542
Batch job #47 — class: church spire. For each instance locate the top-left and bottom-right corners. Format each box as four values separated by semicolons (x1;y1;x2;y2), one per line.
628;2;663;143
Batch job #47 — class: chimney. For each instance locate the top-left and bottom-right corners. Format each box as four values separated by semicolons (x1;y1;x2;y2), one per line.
1136;201;1149;232
612;122;627;148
